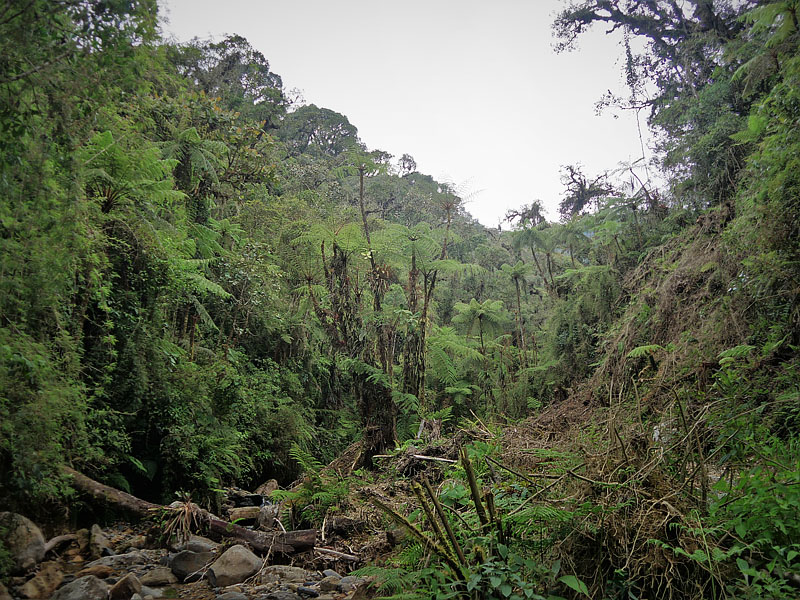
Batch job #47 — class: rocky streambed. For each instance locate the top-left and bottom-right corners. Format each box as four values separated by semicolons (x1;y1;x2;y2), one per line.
0;512;372;600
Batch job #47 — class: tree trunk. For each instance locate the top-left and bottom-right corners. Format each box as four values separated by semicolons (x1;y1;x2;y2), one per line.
529;243;550;294
402;249;424;402
62;467;316;555
357;166;397;466
545;252;556;291
513;277;526;370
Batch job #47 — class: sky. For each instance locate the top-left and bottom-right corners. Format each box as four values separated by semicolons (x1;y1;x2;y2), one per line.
158;0;653;227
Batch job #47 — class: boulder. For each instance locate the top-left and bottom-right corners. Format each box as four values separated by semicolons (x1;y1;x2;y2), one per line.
259;565;308;584
0;512;45;573
188;535;217;553
89;524;112;559
169;550;215;582
319;576;340;592
51;575;109;600
0;582;11;600
109;573;142;600
139;567;178;586
339;576;360;592
169;534;217;553
254;479;279;496
208;545;262;587
74;529;90;555
17;561;63;599
257;504;279;530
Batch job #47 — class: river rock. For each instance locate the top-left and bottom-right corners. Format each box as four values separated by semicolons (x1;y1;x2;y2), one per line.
74;528;90;553
141;585;167;598
216;592;248;600
169;534;217;553
86;550;148;570
109;573;142;600
297;586;319;597
76;564;114;578
126;535;148;550
254;479;279;496
339;576;360;592
169;550;215;581
89;524;112;559
265;592;300;600
257;504;279;531
51;575;109;600
139;567;178;586
319;576;340;592
208;545;261;587
17;561;63;598
260;565;308;584
0;513;45;573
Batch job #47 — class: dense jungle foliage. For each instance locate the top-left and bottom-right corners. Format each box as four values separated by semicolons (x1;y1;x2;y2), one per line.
1;1;799;598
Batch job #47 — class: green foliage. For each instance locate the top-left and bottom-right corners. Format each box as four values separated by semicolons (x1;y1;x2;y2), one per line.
0;328;97;505
365;446;586;600
649;444;800;600
626;344;665;359
271;444;349;528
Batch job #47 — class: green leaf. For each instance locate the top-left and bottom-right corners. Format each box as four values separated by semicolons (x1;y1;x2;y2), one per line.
737;557;757;577
735;522;747;538
467;573;481;592
551;560;561;576
558;575;589;597
128;455;147;474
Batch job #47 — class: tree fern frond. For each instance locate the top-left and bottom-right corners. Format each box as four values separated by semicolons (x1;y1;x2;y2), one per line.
183;272;231;299
626;344;665;359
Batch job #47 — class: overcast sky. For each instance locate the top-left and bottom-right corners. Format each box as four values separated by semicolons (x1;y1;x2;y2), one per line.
158;0;653;227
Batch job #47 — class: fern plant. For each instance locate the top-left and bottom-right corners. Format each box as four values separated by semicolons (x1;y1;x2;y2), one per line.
271;444;348;529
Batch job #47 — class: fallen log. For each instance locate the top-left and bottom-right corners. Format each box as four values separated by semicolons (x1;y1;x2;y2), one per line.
44;534;77;554
204;518;315;554
62;467;315;555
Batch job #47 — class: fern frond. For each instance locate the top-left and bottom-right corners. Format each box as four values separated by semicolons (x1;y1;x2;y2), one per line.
183;272;231;299
288;444;324;475
626;344;665;359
